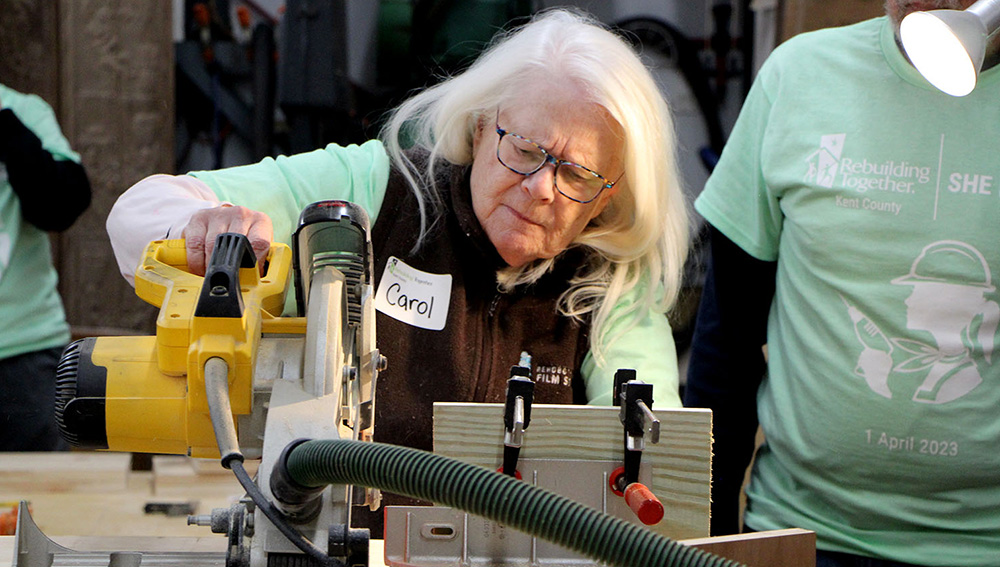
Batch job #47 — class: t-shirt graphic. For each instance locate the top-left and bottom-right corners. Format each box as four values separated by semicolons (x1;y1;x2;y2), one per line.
804;133;846;188
844;240;999;404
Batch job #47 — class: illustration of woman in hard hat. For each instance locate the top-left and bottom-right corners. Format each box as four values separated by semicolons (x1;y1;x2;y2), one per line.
891;240;999;404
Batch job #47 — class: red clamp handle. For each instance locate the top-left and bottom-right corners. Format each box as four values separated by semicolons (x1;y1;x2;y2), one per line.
609;466;664;525
624;482;664;526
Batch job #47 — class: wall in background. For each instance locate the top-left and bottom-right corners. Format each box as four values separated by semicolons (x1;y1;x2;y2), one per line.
0;0;174;336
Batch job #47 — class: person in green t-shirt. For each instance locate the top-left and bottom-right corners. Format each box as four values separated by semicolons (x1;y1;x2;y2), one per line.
0;83;91;451
686;1;1000;566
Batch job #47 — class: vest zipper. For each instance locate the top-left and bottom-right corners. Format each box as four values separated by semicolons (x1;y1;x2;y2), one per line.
474;291;502;400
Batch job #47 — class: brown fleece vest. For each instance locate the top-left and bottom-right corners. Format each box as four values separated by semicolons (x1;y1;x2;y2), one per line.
355;159;591;536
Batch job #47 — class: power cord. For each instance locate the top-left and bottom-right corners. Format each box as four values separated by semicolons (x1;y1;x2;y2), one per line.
229;458;335;567
204;356;335;567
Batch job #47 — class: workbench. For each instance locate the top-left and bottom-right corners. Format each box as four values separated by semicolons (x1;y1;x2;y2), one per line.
0;452;232;566
0;452;815;566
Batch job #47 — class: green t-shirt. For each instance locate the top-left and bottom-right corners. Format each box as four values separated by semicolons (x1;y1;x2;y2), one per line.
0;84;80;359
696;17;1000;565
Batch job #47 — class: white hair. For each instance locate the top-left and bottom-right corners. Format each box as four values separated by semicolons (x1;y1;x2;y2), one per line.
381;8;689;363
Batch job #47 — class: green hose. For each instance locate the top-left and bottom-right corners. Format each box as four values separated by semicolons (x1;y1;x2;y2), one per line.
285;439;746;567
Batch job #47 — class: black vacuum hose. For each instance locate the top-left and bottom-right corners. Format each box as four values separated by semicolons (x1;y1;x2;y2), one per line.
283;439;745;567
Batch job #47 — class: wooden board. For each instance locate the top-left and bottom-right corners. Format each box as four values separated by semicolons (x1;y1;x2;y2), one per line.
432;402;712;539
685;528;816;567
0;453;130;495
0;452;252;538
150;455;257;499
2;529;815;567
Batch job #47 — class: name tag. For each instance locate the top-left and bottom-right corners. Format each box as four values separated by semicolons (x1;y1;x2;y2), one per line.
374;256;451;331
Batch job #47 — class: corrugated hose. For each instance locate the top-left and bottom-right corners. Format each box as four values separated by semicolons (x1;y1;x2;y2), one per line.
284;438;746;567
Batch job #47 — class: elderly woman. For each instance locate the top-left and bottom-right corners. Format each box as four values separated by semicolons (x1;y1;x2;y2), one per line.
107;9;688;452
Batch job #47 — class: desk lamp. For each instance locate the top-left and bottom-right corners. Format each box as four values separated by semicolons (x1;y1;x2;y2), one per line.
900;0;1000;96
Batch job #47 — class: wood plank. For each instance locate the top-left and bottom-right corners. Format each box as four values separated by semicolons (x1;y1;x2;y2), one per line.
0;453;130;494
432;402;712;539
150;455;257;500
682;528;816;567
0;453;254;538
0;530;815;567
1;494;222;538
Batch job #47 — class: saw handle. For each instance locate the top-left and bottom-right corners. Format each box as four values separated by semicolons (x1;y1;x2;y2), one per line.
195;233;257;318
135;236;292;316
131;235;293;383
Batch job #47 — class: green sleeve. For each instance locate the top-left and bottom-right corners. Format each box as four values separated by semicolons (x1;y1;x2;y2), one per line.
581;288;681;408
0;83;80;163
694;66;782;262
189;139;391;245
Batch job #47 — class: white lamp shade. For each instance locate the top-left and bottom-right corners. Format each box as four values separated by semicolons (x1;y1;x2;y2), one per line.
900;9;989;96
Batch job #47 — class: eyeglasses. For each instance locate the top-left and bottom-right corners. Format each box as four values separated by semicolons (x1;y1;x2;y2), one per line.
495;113;622;204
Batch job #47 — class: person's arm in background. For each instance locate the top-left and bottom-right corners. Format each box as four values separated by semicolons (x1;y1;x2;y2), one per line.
0;103;90;231
684;225;776;536
581;284;681;408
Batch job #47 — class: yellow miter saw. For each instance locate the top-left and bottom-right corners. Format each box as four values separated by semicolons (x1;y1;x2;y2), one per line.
51;200;382;566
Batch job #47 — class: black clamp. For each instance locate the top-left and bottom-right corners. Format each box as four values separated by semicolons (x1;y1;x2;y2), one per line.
612;369;660;488
501;359;534;477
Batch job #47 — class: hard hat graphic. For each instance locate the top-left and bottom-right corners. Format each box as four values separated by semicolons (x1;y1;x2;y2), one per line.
891;240;994;291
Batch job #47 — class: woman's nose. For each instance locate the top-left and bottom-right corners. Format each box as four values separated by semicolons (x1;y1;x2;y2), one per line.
521;163;557;202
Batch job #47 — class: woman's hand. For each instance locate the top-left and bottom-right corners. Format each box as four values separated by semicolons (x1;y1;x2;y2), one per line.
181;204;273;275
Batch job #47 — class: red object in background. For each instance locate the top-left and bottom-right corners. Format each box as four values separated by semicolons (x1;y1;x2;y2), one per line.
237;5;251;29
192;3;211;28
0;504;26;536
608;465;627;496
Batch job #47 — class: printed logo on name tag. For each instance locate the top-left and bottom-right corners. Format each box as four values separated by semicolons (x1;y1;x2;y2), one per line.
374;256;451;331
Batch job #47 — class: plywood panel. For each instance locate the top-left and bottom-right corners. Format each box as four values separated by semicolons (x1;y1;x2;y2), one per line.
0;453;130;495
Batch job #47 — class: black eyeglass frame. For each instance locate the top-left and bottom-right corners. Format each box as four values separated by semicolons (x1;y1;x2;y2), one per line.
494;112;623;204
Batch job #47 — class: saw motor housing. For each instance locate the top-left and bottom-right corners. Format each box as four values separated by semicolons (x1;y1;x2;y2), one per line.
55;234;294;457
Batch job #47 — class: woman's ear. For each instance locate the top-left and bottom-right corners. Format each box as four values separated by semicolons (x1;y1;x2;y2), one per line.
471;114;487;154
588;179;623;221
